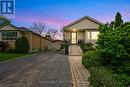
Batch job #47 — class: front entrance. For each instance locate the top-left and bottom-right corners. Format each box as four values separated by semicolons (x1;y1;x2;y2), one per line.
71;32;77;44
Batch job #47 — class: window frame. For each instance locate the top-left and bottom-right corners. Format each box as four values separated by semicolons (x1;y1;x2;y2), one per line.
1;31;18;41
87;31;99;40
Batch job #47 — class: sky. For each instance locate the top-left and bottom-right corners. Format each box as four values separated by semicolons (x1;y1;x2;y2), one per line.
10;0;130;28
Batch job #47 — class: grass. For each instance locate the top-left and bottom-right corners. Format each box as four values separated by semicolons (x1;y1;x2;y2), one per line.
0;53;29;62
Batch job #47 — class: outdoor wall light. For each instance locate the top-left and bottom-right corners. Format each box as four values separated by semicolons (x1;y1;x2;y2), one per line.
73;29;76;31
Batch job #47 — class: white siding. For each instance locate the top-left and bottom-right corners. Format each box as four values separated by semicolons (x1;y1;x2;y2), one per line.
77;31;84;40
0;25;16;30
66;19;99;31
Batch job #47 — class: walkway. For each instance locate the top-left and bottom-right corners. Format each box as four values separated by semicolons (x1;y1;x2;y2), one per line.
69;45;90;87
0;51;72;87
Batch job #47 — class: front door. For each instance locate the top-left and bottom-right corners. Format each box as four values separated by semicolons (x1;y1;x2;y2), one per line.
71;32;77;44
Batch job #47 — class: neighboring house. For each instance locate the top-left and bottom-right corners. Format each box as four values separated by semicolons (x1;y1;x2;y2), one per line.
63;16;103;44
0;23;51;52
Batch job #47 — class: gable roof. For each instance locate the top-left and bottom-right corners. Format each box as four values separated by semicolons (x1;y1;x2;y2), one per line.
63;16;103;30
0;24;51;41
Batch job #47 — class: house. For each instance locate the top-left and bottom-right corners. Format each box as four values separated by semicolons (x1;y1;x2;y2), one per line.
0;23;51;52
63;16;103;44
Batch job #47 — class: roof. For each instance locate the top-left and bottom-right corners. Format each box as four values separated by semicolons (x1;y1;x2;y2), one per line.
63;15;103;30
18;27;32;32
0;23;51;41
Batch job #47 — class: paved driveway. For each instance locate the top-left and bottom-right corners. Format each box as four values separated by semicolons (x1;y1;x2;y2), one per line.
0;51;72;87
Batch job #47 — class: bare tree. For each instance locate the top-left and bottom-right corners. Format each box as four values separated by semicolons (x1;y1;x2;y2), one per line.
46;28;58;40
30;22;62;40
30;22;46;35
56;25;64;40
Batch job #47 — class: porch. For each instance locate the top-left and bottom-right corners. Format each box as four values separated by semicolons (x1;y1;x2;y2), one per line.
64;30;98;44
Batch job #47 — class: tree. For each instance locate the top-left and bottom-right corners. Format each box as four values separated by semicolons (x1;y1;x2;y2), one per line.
58;25;64;40
114;12;123;28
0;15;11;24
96;13;130;75
0;41;9;52
46;28;58;40
15;36;29;53
30;22;46;35
30;22;60;40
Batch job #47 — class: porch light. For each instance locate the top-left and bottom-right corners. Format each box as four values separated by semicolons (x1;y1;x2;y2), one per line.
73;29;76;31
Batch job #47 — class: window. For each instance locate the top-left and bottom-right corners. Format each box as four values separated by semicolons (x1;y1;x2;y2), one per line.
91;32;99;40
1;31;18;41
87;31;99;40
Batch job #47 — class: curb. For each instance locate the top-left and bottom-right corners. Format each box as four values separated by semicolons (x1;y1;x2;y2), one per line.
0;52;43;64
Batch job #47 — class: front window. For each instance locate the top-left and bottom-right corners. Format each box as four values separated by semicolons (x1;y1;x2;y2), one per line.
87;31;99;40
1;31;18;41
91;31;99;40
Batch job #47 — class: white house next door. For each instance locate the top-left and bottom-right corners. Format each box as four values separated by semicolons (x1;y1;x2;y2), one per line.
71;32;77;44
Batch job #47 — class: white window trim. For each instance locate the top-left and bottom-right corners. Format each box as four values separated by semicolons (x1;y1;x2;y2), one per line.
87;31;99;40
0;31;19;41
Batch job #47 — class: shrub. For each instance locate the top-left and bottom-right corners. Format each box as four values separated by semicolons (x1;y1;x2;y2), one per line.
4;48;15;53
0;41;9;52
89;67;130;87
82;51;100;68
96;15;130;74
62;40;69;54
80;42;95;53
78;39;85;45
15;36;29;53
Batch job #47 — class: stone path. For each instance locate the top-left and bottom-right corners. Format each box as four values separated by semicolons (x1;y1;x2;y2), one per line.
69;45;90;87
69;45;83;56
0;51;72;87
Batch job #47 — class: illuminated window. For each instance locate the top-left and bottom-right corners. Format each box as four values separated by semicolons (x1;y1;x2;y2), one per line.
87;31;99;40
91;32;99;40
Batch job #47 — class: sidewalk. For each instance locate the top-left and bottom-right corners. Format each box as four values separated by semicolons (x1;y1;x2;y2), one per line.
69;45;90;87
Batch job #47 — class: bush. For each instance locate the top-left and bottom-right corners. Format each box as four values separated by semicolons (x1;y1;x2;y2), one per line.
78;39;85;45
80;42;95;53
15;36;29;53
82;51;100;68
89;67;130;87
4;48;15;53
96;13;130;75
0;41;9;52
62;40;69;54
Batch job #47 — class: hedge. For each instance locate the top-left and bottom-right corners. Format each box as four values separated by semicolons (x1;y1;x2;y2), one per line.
82;51;100;68
82;51;130;87
89;67;130;87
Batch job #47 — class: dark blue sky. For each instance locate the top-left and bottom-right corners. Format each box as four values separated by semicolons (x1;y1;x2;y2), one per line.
11;0;130;28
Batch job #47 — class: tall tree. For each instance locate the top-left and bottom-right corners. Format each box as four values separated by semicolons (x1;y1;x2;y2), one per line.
114;12;123;28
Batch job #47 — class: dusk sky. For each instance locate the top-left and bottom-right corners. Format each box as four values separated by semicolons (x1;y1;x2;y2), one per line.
11;0;130;28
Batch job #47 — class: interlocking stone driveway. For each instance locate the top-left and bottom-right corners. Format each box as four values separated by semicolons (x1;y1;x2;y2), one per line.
0;51;72;87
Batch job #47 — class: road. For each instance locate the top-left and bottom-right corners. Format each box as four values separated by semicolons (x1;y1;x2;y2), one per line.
0;51;72;87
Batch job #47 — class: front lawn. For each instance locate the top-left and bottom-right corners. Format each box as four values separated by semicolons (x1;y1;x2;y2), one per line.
0;53;29;62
